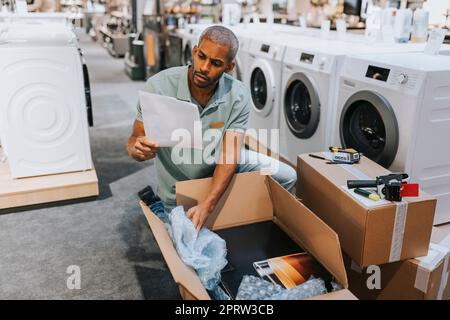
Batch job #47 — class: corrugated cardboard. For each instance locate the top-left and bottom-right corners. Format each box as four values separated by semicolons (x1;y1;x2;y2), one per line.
297;153;436;267
344;227;450;300
141;172;357;300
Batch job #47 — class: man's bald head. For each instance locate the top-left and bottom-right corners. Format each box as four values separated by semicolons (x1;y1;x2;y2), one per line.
198;25;239;62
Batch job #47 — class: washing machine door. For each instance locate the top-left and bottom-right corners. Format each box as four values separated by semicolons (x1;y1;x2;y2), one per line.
339;90;399;168
284;72;320;139
249;59;275;117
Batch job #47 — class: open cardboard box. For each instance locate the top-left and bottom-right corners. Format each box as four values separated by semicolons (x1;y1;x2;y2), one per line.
297;153;436;268
140;172;357;300
344;227;450;300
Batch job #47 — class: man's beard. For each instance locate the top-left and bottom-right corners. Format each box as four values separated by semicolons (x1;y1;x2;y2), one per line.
191;66;222;89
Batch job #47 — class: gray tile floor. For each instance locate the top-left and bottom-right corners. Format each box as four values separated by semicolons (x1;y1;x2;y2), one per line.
0;31;181;300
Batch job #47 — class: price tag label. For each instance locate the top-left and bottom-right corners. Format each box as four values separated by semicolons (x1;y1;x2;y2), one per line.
424;28;447;55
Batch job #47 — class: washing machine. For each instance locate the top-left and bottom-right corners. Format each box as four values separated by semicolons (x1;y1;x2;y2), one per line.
280;37;342;164
279;33;450;166
230;23;278;82
245;34;288;147
333;52;450;224
0;22;93;178
180;23;211;66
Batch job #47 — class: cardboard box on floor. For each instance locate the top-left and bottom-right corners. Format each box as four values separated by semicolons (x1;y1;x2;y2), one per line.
140;172;357;300
344;227;450;300
297;153;436;268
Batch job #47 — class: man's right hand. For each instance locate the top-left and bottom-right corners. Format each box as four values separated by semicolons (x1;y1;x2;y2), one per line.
131;136;159;162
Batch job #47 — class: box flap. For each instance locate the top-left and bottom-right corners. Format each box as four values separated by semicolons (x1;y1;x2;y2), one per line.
176;172;273;230
140;201;210;300
267;177;349;289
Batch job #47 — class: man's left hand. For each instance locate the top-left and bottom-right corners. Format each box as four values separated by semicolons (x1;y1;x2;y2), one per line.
186;202;213;232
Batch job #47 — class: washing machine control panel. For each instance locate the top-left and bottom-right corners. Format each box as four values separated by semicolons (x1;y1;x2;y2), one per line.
363;64;420;92
283;47;334;73
388;69;420;91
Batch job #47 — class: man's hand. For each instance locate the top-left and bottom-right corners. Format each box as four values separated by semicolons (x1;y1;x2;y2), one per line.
131;136;159;162
186;202;213;232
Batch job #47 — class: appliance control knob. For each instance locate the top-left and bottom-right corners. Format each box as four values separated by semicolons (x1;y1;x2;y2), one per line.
397;73;408;85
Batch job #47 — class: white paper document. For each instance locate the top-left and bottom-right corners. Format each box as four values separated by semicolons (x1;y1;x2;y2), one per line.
139;91;202;149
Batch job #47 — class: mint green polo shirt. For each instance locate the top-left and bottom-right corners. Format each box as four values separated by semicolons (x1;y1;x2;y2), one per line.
136;66;250;205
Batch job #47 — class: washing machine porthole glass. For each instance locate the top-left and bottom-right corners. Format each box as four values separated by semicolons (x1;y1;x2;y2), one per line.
250;67;267;110
284;74;320;139
286;80;312;127
340;91;399;168
345;101;386;157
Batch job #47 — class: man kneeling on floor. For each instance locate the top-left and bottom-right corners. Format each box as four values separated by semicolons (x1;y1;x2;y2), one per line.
127;25;296;231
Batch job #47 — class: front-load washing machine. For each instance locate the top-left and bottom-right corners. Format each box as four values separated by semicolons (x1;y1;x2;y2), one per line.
230;23;285;82
245;35;288;148
0;23;93;178
279;34;450;166
180;23;211;66
280;37;343;165
333;52;450;224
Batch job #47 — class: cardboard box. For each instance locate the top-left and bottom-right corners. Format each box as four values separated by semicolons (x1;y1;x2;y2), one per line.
297;153;436;268
344;227;450;300
140;172;357;300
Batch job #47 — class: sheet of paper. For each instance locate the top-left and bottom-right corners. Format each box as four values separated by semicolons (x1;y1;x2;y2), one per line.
139;91;202;149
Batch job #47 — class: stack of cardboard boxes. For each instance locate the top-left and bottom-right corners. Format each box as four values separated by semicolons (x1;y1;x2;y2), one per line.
139;151;449;300
297;153;450;300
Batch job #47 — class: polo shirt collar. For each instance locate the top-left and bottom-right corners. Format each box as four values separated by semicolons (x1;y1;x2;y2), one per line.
176;65;192;102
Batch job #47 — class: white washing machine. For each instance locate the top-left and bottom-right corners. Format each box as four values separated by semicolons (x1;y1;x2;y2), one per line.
279;34;450;166
245;34;288;146
180;23;211;66
0;22;93;178
280;37;343;164
332;52;450;225
230;23;282;82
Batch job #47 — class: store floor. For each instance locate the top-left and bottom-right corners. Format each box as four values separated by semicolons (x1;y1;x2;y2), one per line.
0;31;181;299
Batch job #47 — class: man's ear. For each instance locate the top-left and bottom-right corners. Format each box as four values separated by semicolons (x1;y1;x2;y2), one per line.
225;61;235;73
192;45;198;56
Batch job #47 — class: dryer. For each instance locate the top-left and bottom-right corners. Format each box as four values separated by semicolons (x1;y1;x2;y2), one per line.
0;23;93;178
332;52;450;224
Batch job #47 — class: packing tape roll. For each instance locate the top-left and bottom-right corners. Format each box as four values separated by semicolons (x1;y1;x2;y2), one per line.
323;152;408;263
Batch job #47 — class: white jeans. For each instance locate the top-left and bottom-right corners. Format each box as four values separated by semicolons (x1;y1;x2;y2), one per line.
236;149;297;192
